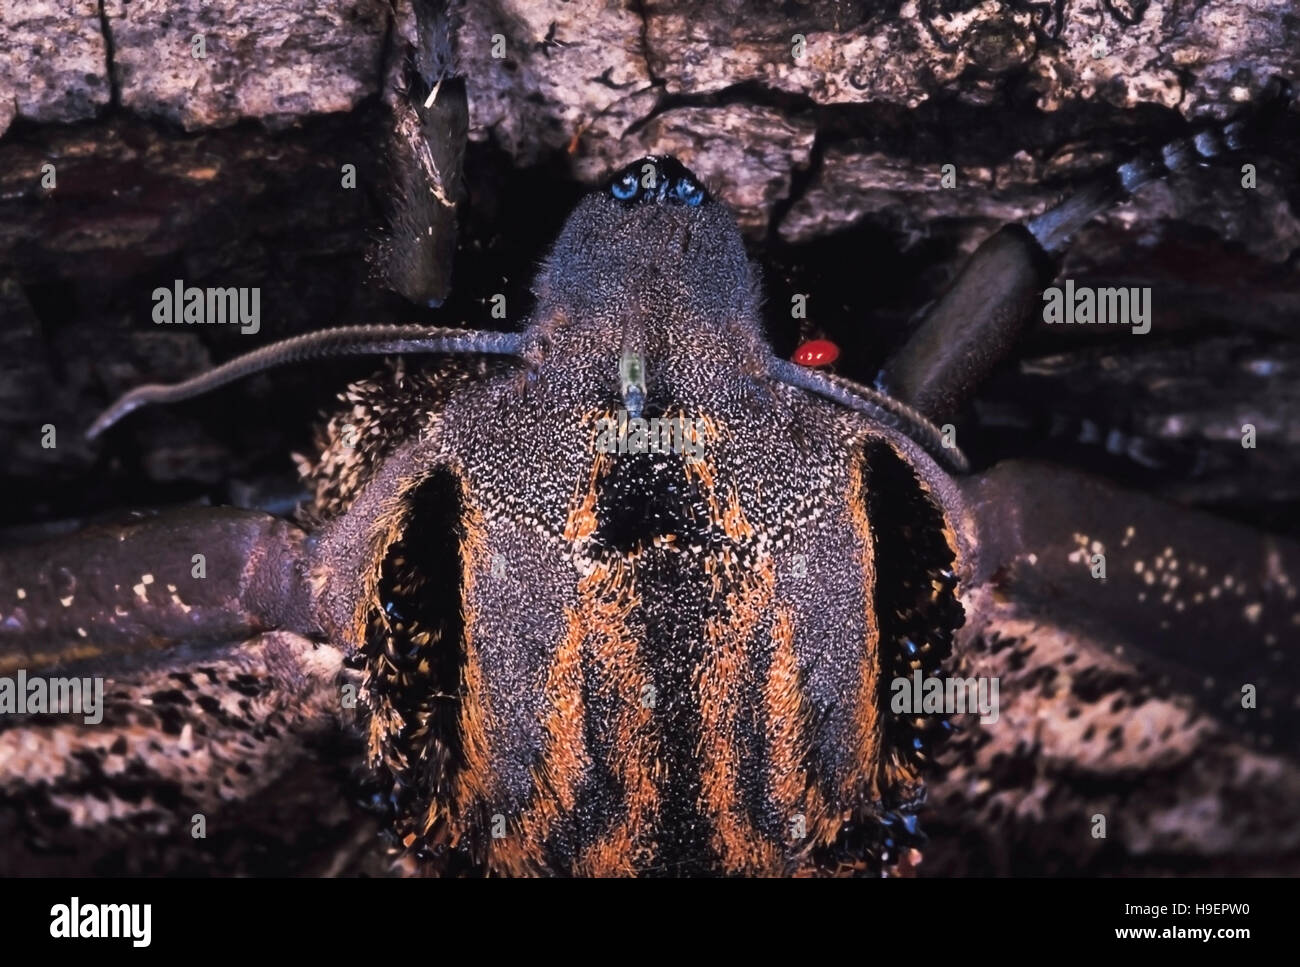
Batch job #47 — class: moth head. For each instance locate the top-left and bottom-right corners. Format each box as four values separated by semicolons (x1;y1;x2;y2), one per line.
538;155;756;314
525;155;766;415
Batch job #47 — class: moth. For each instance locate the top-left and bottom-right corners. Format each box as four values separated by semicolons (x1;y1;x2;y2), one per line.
2;98;1298;877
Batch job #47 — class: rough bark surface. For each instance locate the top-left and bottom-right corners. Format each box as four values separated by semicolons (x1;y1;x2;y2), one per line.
0;1;389;135
6;1;1297;237
450;0;1300;240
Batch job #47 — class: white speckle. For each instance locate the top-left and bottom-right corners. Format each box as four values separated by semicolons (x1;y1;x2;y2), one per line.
1264;548;1287;586
167;583;177;593
59;595;74;608
1243;603;1262;624
76;627;87;638
141;573;154;585
133;582;148;602
15;588;25;600
1134;561;1144;574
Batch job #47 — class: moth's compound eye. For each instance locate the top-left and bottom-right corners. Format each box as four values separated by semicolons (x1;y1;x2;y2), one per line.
611;172;640;201
674;177;705;207
607;157;711;207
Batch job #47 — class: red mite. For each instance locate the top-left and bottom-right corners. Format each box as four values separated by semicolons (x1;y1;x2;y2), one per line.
793;339;840;368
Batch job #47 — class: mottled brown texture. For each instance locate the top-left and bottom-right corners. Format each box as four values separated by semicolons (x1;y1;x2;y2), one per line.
452;0;1300;242
928;605;1300;875
0;1;389;138
0;631;365;875
0;1;109;135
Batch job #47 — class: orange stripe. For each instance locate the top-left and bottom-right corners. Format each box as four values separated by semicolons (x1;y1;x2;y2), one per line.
573;558;660;876
564;410;615;545
764;607;840;859
696;514;774;878
451;500;498;837
764;608;807;813
496;442;662;875
840;457;883;805
536;615;592;817
499;605;593;872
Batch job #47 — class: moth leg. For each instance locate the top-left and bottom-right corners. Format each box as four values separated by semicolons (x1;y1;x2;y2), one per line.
878;89;1288;423
958;460;1300;756
876;225;1050;423
0;507;320;673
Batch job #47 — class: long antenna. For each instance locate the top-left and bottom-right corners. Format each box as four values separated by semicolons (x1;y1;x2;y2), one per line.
87;324;523;439
768;358;970;473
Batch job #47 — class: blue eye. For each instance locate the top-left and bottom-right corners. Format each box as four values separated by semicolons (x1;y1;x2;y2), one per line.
611;173;639;200
674;178;704;207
